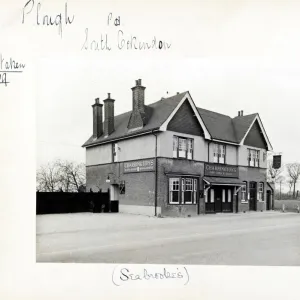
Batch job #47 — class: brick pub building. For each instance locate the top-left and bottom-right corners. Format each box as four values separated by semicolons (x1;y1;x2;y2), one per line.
82;79;274;217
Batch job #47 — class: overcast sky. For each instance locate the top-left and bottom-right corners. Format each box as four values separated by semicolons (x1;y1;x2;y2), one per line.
16;0;298;173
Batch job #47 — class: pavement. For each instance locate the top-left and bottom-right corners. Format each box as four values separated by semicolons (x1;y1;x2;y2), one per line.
36;211;300;265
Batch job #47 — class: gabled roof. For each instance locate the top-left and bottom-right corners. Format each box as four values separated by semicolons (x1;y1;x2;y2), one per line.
83;91;272;149
197;108;238;143
232;113;257;143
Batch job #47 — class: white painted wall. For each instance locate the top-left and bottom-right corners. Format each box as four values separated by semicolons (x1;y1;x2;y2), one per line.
158;130;207;161
86;134;156;166
238;145;268;168
117;134;156;161
86;143;112;166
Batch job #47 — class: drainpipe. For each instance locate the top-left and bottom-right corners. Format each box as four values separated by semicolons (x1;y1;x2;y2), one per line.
152;130;158;217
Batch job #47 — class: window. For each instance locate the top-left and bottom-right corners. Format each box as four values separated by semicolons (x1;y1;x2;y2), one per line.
169;178;180;204
248;149;260;167
112;143;118;162
169;177;198;204
173;136;178;157
210;189;214;203
173;136;193;160
258;182;264;201
228;189;232;203
241;182;247;202
183;178;194;204
212;143;226;164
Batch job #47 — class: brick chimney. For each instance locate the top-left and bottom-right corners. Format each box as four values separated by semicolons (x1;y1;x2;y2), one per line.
103;93;115;136
128;79;146;130
92;98;103;139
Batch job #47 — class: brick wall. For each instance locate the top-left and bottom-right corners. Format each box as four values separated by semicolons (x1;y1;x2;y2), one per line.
86;162;155;207
237;166;267;212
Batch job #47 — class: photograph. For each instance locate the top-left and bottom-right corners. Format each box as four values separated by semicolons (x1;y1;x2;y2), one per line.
36;57;300;265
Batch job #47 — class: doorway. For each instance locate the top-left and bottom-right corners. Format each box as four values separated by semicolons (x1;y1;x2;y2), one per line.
249;182;257;211
205;186;233;213
266;190;271;210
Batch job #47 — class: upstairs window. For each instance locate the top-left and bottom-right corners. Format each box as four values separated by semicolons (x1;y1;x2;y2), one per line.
212;143;226;164
258;182;264;201
248;149;260;167
173;136;193;160
112;143;118;162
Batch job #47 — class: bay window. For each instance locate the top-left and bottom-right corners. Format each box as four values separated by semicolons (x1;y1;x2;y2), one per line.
169;178;180;204
169;177;198;204
212;143;226;164
173;136;193;160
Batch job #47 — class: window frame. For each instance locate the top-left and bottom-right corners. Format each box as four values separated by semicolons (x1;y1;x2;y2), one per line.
173;135;194;160
241;181;248;203
248;149;260;168
168;176;198;205
212;142;226;164
258;182;264;201
169;178;180;204
112;143;118;162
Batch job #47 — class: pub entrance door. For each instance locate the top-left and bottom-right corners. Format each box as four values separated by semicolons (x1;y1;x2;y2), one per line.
205;186;233;213
249;182;257;211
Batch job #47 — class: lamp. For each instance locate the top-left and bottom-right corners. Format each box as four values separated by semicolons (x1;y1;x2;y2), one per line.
106;172;114;183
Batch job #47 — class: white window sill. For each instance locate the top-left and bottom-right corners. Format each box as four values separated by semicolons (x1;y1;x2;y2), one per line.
241;201;249;204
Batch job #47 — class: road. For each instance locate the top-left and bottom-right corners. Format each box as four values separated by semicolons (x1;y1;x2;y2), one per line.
36;211;300;265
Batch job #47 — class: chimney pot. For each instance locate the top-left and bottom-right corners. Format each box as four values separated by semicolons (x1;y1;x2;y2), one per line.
238;111;240;116
241;110;244;116
128;79;146;130
108;93;111;99
92;98;103;138
177;92;179;95
103;95;115;136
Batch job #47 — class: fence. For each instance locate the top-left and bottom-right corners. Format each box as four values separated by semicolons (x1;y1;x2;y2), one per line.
274;199;300;213
36;192;113;215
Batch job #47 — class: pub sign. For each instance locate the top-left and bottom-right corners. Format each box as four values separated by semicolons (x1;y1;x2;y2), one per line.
204;163;238;178
123;159;155;173
272;155;282;170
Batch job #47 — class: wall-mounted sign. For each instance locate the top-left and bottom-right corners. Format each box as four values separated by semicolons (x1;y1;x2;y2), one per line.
119;180;125;194
124;158;155;173
204;163;238;178
272;155;282;170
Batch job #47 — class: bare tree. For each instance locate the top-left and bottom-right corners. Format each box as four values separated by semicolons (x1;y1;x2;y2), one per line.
57;160;86;192
37;160;86;192
286;163;300;198
36;160;61;192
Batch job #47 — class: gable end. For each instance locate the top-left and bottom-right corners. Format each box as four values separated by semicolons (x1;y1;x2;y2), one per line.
244;120;268;149
167;99;204;136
